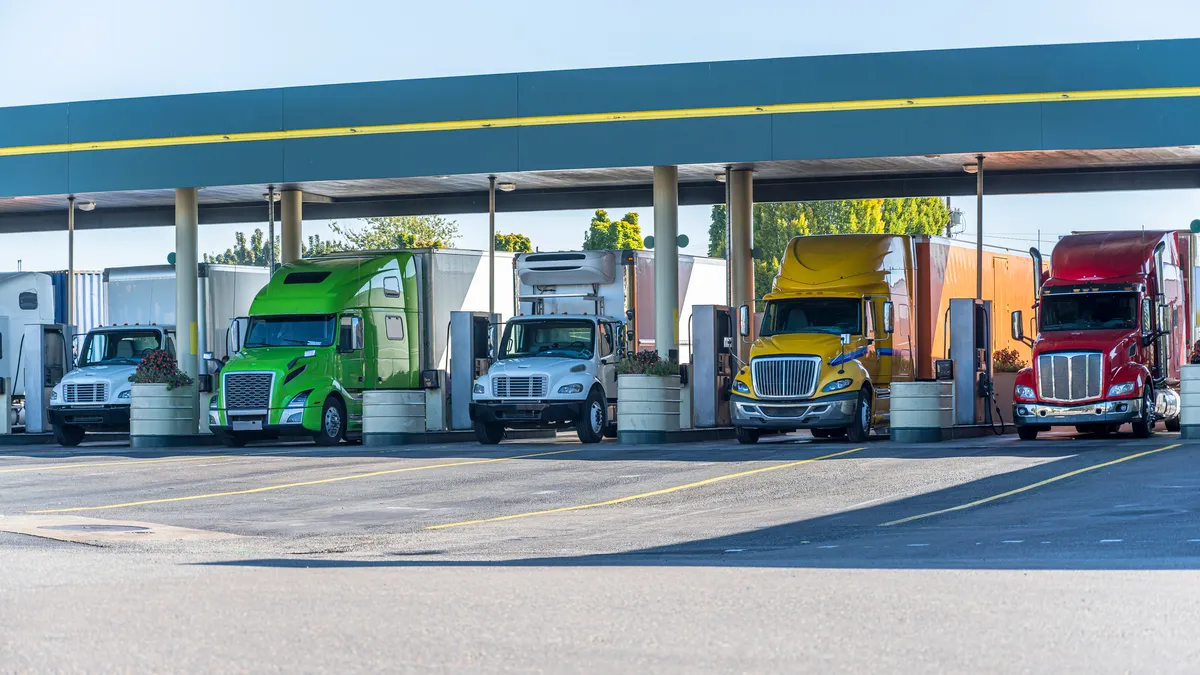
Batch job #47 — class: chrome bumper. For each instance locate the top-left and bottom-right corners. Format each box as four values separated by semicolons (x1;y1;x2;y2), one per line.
1013;399;1143;427
730;391;857;429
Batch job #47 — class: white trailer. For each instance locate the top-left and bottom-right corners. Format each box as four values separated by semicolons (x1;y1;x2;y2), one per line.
470;249;727;443
0;273;71;432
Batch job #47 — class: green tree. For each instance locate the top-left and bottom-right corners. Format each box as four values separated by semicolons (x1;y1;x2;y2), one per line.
708;198;951;298
330;215;459;249
495;232;533;252
582;209;644;250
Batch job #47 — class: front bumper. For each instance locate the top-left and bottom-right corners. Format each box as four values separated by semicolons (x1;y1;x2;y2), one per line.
471;400;585;428
47;405;130;431
1013;399;1143;427
730;390;858;430
210;405;320;436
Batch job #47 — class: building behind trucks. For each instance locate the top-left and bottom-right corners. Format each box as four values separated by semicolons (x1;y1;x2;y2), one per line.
729;234;1038;444
470;249;727;444
46;264;269;446
1011;230;1191;439
0;272;71;433
210;248;515;446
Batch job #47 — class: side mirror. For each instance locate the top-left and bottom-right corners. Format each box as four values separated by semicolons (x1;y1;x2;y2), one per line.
1142;297;1154;334
227;317;248;356
738;304;751;338
1158;304;1169;333
840;333;851;345
1011;310;1024;341
202;351;214;361
882;301;894;334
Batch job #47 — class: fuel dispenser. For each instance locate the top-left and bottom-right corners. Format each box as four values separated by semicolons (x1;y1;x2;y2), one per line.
691;305;733;428
0;321;72;434
948;298;992;426
449;311;498;431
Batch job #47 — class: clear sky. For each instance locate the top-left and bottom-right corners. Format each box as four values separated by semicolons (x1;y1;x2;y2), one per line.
1;0;1199;270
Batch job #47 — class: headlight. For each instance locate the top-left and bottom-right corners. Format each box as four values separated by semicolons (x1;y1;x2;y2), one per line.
473;383;485;394
821;378;854;393
1015;385;1036;400
286;390;312;408
282;410;304;425
558;383;584;394
50;390;57;401
733;380;751;394
209;395;218;409
1107;382;1136;397
118;390;131;400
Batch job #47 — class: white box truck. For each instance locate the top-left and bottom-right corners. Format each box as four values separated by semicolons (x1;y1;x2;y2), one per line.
48;264;269;445
469;249;726;443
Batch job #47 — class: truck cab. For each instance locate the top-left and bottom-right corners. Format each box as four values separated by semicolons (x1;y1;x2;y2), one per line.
1012;232;1188;439
48;324;175;445
729;235;914;444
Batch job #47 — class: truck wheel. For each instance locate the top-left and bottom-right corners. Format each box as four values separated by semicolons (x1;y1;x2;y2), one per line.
1132;388;1156;439
52;424;84;447
1018;426;1039;441
314;397;346;446
846;390;872;443
214;430;249;448
474;419;505;444
735;426;760;444
1166;416;1182;432
576;389;606;444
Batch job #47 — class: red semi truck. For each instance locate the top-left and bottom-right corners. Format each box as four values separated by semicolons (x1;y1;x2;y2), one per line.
1011;231;1192;440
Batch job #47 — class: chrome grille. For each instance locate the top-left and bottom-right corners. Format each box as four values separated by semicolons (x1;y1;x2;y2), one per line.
63;382;107;404
223;372;273;410
1037;352;1102;402
492;375;548;398
752;356;821;399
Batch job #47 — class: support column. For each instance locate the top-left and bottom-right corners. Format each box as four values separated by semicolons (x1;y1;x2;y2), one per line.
67;196;75;329
975;155;984;301
729;169;754;362
281;189;302;264
653;166;679;360
175;188;200;433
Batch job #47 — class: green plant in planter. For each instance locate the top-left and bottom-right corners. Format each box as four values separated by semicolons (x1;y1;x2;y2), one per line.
616;350;680;376
992;347;1027;373
129;349;195;390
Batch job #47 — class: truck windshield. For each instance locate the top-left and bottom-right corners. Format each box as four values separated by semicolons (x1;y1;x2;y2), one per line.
760;298;862;336
79;330;165;367
500;320;595;360
244;315;336;347
1040;292;1138;331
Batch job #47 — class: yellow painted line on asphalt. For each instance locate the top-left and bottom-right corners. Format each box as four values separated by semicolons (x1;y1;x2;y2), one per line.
0;449;298;474
27;448;578;513
879;443;1181;527
3;86;1200;157
426;446;867;530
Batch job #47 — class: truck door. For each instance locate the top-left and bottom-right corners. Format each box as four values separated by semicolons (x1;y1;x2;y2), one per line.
597;321;617;400
337;312;366;391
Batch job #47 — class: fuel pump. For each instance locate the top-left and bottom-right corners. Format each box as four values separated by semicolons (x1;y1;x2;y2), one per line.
15;322;72;433
691;305;733;428
948;298;992;426
449;311;499;430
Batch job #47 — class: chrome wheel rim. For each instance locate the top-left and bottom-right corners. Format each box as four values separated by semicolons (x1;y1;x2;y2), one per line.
860;398;871;432
590;401;604;434
325;407;342;438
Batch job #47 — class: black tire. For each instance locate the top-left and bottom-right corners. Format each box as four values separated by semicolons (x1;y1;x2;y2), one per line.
314;397;346;446
52;424;84;447
1131;387;1155;439
214;429;249;448
474;419;505;445
1018;426;1039;441
576;389;606;444
1166;416;1181;432
810;428;831;439
735;426;760;444
846;389;872;443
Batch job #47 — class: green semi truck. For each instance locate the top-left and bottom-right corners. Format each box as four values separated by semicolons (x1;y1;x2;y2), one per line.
210;246;518;446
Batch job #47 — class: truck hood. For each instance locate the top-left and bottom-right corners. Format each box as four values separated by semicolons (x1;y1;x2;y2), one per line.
224;347;324;375
488;357;588;376
60;364;138;386
751;333;848;362
53;364;136;405
1034;329;1139;359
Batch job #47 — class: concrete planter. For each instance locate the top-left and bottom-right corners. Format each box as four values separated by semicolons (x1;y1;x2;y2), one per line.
617;374;681;445
1180;365;1200;439
991;371;1019;425
890;381;954;443
130;383;199;446
363;390;426;446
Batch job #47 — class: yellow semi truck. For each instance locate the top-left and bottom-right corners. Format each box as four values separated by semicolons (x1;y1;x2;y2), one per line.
730;234;912;443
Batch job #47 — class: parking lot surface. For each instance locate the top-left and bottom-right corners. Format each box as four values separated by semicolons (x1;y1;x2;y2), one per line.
2;430;1199;673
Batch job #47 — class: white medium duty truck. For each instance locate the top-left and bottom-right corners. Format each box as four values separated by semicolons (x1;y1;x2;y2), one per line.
469;249;726;444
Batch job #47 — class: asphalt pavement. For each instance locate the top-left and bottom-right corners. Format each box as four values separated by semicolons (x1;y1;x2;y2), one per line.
1;429;1198;673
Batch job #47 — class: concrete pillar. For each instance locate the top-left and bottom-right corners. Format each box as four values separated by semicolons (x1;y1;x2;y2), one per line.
281;190;303;264
729;169;755;361
175;188;200;432
653;166;679;360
